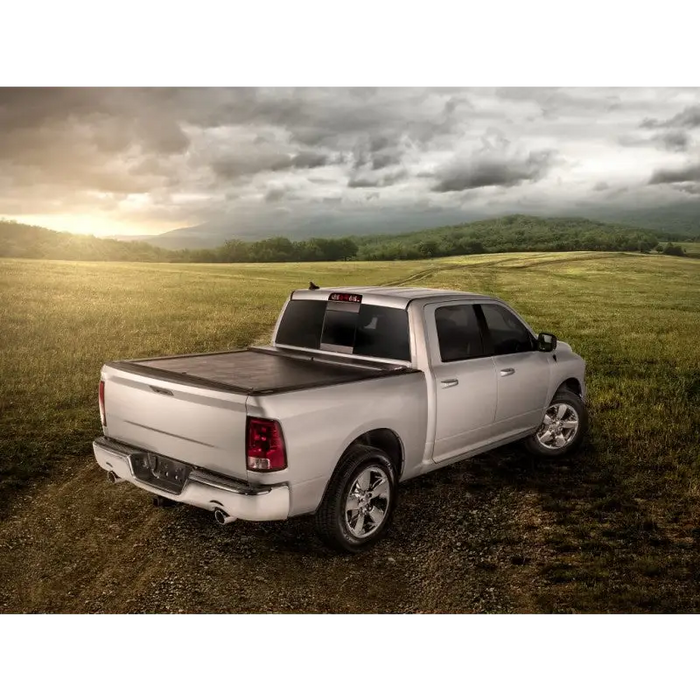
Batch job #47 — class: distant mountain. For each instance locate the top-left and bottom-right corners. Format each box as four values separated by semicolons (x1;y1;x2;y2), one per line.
110;227;228;250
119;201;700;250
585;201;700;238
120;210;488;249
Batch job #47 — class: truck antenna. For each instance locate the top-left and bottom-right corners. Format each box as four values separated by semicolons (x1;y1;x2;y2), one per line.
309;281;320;290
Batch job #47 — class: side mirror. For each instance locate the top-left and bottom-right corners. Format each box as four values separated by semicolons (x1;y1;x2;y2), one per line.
537;332;558;352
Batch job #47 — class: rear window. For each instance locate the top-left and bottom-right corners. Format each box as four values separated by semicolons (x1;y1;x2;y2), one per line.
275;299;411;361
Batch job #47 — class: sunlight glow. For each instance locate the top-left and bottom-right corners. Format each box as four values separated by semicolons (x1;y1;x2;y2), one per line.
9;214;172;238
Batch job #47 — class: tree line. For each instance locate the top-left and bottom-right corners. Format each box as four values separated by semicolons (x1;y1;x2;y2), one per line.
1;215;695;264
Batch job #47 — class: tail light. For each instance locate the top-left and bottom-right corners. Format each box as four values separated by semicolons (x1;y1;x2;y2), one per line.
246;418;286;471
98;380;106;427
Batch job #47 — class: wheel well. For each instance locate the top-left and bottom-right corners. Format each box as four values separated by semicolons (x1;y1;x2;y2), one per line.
347;429;404;477
558;378;582;397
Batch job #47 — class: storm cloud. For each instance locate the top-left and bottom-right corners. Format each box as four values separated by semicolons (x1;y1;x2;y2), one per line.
619;128;692;153
348;169;408;188
649;162;700;184
432;150;555;192
210;148;333;181
640;105;700;130
1;87;700;237
658;130;691;152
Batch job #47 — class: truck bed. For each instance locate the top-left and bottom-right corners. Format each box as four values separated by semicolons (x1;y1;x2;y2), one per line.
107;347;409;396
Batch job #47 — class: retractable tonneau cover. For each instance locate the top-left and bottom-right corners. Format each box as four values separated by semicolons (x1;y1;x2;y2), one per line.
111;346;408;396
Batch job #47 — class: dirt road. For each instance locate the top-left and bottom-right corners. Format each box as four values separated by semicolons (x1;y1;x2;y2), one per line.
0;449;553;614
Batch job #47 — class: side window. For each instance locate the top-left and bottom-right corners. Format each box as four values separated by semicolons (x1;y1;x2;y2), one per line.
479;304;534;355
434;305;484;362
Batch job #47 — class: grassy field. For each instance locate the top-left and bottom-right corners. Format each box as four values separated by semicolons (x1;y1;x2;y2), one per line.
682;241;700;257
1;251;700;613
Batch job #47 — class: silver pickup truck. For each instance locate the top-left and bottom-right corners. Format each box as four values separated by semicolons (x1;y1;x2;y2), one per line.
93;285;588;552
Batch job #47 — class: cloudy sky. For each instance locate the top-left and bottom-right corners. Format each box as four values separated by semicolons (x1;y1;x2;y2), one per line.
1;87;699;238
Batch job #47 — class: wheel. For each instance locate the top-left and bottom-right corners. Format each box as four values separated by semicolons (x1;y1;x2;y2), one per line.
315;445;398;554
524;388;589;458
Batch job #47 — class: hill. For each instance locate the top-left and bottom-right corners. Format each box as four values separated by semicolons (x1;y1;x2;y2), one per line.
1;215;695;263
352;215;685;261
586;201;700;238
0;219;172;262
110;225;241;250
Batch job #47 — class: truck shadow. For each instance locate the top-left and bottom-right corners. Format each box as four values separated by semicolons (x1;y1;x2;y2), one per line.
223;439;608;556
419;439;700;613
160;434;700;613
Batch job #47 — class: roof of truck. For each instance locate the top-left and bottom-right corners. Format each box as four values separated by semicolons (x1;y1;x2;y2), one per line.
291;285;496;309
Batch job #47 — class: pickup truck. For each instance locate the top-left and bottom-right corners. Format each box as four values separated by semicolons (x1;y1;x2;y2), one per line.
93;284;588;552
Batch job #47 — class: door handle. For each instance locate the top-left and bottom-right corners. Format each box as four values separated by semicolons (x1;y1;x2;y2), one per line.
441;378;459;388
500;368;516;377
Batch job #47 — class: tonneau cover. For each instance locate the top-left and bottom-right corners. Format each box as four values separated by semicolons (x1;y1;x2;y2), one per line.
115;347;404;396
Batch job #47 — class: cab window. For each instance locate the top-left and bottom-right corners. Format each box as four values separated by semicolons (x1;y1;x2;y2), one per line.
434;305;484;362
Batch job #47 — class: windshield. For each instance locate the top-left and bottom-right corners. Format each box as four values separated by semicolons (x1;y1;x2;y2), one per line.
275;299;411;362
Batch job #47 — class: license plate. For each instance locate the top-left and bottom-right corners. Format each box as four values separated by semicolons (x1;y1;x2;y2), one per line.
150;455;189;486
131;453;191;494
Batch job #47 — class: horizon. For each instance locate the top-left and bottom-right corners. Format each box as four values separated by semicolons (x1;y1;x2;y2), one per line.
1;210;688;246
1;87;700;240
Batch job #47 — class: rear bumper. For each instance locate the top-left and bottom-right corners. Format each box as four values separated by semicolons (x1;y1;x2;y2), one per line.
93;436;290;522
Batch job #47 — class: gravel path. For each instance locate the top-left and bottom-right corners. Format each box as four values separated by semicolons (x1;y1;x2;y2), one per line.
0;449;554;613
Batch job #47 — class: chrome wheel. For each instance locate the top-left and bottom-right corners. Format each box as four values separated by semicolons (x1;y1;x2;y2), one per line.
344;465;391;539
535;402;580;450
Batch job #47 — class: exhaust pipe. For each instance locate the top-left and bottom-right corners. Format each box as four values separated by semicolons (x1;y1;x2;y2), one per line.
214;508;236;525
108;471;122;484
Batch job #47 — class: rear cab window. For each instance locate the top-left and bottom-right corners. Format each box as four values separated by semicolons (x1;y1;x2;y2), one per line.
434;304;485;362
275;294;411;362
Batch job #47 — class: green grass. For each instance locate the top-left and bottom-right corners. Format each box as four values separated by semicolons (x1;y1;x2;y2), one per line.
682;241;700;258
2;251;700;612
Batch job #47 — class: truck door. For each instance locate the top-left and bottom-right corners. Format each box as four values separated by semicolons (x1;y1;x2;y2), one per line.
424;302;499;464
475;303;551;438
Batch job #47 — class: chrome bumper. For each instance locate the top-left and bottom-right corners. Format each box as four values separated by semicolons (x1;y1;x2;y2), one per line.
93;436;290;521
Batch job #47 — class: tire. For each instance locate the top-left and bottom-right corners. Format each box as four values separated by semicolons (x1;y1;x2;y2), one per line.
524;388;589;458
315;445;398;554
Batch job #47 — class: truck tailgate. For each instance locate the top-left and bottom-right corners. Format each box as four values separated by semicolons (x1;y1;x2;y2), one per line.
101;363;250;481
